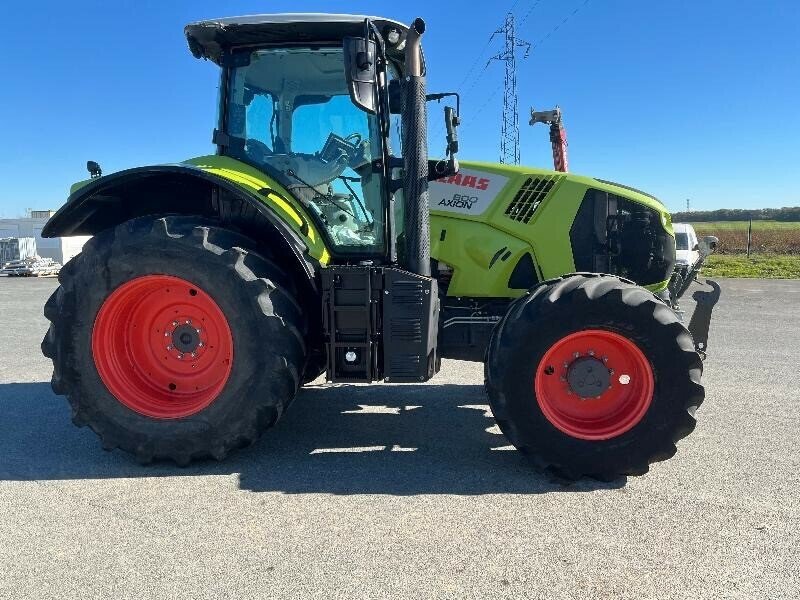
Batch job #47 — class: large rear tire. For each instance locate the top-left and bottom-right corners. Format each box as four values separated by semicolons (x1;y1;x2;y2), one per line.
41;216;306;465
485;274;704;480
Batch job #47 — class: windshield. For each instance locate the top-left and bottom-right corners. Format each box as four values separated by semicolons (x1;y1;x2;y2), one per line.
225;47;385;253
675;232;689;250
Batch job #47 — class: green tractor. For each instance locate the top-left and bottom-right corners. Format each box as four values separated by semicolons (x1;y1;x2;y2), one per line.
41;14;716;479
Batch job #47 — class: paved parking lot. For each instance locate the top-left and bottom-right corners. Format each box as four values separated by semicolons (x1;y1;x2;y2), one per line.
0;277;797;599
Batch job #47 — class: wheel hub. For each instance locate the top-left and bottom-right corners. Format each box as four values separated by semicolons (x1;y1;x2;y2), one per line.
170;323;202;354
566;356;610;398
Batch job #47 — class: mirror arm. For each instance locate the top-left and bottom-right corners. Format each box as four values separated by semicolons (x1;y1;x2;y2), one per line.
425;92;461;123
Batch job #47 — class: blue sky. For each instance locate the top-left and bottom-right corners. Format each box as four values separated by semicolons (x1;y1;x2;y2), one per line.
1;0;798;216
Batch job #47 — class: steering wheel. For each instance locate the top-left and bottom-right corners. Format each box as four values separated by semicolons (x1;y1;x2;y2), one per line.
343;133;365;165
320;132;368;168
244;139;272;164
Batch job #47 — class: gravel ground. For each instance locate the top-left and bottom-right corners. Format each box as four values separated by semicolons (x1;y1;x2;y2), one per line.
0;276;798;599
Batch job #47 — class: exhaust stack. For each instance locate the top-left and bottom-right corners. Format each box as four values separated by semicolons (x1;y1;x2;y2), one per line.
401;18;430;277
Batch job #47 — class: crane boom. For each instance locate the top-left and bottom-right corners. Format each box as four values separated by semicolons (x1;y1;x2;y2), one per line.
530;107;568;172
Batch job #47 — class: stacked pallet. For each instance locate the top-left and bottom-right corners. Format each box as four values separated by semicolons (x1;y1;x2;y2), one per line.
0;256;62;277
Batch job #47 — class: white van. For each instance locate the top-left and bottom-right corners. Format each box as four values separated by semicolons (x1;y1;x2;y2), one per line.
673;223;700;268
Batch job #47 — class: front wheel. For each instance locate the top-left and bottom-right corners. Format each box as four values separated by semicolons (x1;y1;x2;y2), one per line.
485;274;704;480
42;216;306;465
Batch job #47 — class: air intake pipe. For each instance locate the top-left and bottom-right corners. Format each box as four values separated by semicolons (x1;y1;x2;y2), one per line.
401;18;430;277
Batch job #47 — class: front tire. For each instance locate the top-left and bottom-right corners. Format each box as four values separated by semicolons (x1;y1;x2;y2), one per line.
485;274;704;480
41;216;306;465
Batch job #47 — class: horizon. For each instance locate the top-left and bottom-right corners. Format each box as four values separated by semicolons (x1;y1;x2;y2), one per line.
1;0;798;216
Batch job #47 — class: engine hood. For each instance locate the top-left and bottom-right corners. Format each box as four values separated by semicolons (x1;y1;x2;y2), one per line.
450;161;670;218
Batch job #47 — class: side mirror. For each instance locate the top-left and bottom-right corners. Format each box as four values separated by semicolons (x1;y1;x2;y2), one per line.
426;93;461;179
343;37;377;113
442;105;460;171
698;235;718;258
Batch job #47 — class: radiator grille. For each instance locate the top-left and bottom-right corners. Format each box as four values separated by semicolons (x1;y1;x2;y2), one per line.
504;176;558;224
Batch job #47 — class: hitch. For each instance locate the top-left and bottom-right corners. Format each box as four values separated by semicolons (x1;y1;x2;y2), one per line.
687;278;721;359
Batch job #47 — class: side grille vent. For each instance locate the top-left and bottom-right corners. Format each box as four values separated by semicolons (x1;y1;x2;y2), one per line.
392;280;425;305
390;318;423;342
390;354;422;378
505;176;558;224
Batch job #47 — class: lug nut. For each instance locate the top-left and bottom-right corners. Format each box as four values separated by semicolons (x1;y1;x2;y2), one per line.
177;353;184;360
172;321;178;327
166;345;173;351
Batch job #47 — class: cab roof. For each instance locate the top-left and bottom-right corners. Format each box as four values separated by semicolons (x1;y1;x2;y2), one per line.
185;13;410;66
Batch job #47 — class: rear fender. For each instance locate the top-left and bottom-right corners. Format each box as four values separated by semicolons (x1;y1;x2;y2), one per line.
43;164;323;290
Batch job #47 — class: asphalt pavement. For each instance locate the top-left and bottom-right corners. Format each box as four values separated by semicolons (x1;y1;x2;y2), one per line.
0;276;797;599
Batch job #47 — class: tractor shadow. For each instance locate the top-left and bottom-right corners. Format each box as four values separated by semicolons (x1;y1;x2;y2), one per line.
0;381;624;495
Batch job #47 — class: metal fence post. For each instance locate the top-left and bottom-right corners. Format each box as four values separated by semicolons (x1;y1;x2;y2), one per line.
747;219;752;258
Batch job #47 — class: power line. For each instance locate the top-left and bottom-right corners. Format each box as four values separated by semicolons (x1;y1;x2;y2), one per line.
528;0;591;53
452;44;494;108
519;0;545;25
472;87;503;121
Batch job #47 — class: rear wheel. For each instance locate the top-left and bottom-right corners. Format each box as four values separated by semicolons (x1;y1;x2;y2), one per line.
42;216;306;465
485;274;704;480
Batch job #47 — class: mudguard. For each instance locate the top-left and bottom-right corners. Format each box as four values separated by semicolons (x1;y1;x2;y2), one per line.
43;157;331;286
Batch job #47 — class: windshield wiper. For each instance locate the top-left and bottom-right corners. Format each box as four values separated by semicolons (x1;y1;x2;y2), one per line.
338;176;372;225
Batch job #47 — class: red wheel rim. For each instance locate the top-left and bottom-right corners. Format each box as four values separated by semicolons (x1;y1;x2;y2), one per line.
534;329;654;440
92;275;233;419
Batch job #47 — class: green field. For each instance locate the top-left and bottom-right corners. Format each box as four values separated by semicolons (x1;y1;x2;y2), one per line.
701;254;800;278
691;220;800;231
685;220;800;259
681;220;800;278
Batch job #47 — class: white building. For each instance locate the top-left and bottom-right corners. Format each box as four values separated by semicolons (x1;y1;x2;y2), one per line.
0;211;90;265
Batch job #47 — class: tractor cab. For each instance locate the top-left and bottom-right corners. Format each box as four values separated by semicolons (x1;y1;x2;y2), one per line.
185;14;455;260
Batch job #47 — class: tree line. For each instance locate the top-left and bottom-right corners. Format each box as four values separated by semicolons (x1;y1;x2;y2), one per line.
672;207;800;222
